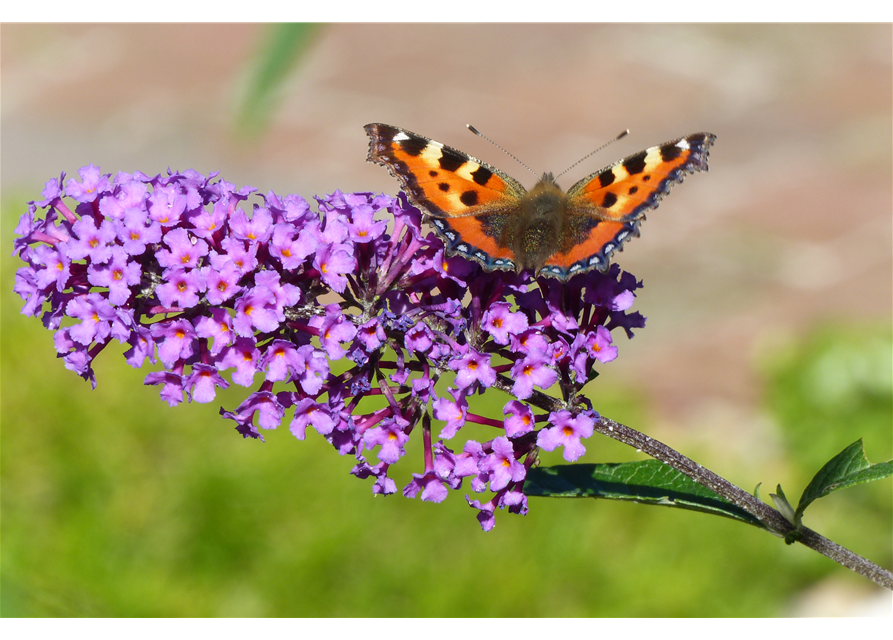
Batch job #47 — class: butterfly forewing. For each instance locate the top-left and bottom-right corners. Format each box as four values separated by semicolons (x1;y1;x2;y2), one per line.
365;123;527;219
566;132;716;223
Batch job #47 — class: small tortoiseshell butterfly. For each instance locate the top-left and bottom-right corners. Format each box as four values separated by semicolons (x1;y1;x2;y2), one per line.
365;123;715;280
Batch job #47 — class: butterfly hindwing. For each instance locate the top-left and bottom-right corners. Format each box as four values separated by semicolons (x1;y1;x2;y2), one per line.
429;215;519;272
538;218;640;279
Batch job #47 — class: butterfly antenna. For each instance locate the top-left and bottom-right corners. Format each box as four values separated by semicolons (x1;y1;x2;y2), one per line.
554;129;630;180
467;124;539;180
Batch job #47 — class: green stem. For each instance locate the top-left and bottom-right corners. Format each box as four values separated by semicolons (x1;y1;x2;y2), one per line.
595;416;893;590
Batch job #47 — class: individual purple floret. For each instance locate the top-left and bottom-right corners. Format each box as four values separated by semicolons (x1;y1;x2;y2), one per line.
536;409;598;462
13;165;647;531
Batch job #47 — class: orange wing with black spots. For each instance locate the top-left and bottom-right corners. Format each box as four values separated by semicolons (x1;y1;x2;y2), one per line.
566;132;715;222
365;123;715;280
365;123;527;218
365;123;528;272
539;132;716;278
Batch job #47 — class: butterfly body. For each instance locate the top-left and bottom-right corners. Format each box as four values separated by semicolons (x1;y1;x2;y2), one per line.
365;123;715;280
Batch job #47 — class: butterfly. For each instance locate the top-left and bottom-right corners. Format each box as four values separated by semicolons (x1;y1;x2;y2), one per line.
365;123;715;280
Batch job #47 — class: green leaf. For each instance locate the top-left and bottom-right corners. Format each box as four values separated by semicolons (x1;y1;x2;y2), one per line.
795;439;893;519
525;460;765;528
235;23;322;135
769;484;798;526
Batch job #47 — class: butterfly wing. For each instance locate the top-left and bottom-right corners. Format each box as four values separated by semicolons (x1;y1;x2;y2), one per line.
365;123;528;272
539;132;716;278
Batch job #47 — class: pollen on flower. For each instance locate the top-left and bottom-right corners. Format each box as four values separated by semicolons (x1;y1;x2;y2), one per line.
217;282;227;292
112;269;123;281
177;282;187;292
562;426;574;436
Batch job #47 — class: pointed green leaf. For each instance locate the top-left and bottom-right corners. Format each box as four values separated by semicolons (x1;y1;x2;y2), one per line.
769;484;798;526
235;23;322;135
525;460;765;528
796;439;893;519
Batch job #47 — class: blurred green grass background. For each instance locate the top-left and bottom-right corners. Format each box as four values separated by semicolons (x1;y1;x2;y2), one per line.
2;188;890;616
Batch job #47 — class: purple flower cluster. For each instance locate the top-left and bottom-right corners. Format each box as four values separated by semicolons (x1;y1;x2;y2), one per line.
13;165;646;531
